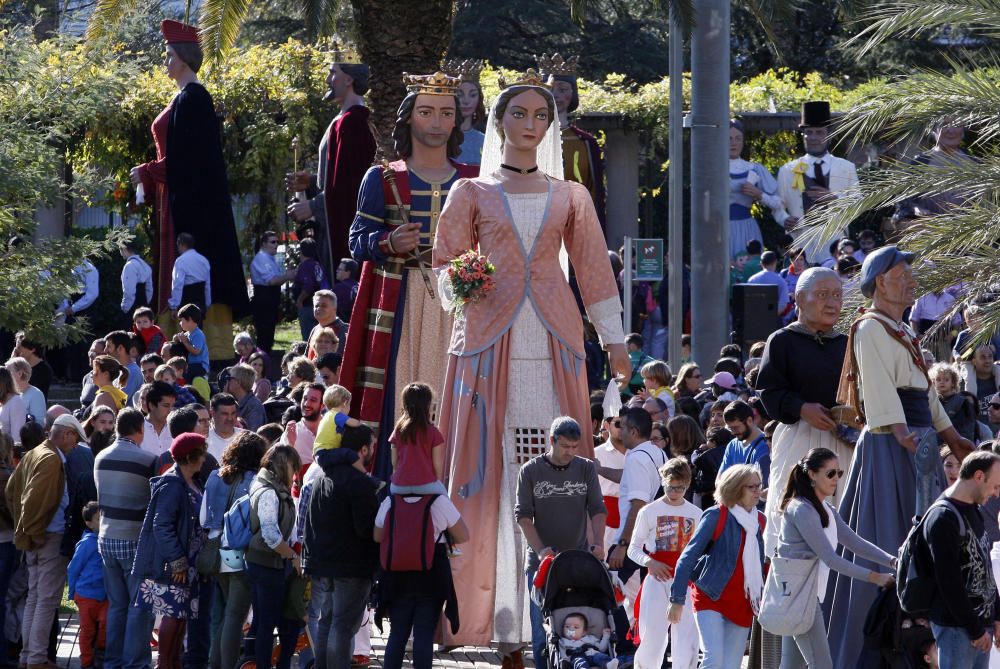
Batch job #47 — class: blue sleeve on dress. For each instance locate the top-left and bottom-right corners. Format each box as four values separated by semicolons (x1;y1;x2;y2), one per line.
752;162;778;196
349;167;389;263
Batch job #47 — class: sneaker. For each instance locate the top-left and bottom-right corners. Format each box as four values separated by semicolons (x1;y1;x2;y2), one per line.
350;656;370;667
510;650;525;669
606;659;619;669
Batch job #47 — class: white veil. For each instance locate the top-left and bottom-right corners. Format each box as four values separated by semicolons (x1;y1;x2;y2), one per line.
479;85;564;179
479;85;570;278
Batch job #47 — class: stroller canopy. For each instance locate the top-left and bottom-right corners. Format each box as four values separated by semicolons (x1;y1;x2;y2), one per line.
540;549;617;615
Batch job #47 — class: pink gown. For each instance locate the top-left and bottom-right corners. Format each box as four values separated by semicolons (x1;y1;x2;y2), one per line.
433;175;623;645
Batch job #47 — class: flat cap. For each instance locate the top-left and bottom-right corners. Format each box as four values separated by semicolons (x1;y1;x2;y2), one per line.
859;245;915;298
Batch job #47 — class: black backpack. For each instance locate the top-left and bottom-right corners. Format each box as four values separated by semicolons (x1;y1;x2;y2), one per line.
896;499;966;617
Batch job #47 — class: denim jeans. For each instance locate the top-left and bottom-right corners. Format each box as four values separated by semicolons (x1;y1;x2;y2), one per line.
526;570;547;669
932;623;990;669
184;576;213;669
311;576;371;669
216;572;252;669
246;562;299;669
382;596;442;669
695;609;751;669
0;542;19;656
101;552;155;669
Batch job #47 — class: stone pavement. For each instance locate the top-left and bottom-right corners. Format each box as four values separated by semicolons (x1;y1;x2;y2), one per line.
53;612;526;669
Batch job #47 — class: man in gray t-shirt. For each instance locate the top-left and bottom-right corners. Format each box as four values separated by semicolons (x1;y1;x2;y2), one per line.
515;416;607;669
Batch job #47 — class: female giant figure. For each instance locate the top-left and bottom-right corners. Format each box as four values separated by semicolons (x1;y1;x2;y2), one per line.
432;70;629;649
132;21;249;342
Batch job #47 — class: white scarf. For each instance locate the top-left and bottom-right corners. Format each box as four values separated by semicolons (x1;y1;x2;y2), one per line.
730;504;764;614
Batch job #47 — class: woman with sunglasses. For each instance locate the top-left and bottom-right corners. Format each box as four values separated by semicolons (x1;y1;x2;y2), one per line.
773;447;895;669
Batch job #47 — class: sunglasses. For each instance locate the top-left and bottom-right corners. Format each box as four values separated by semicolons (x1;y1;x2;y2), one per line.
612;421;622;428
665;485;688;493
824;469;845;479
990;403;1000;410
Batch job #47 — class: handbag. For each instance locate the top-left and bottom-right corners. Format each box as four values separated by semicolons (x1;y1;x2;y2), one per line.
196;480;239;577
756;555;819;636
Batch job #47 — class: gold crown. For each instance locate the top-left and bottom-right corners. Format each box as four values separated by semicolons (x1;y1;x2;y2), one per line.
498;68;551;90
320;39;362;64
442;58;484;83
402;71;462;96
536;53;579;78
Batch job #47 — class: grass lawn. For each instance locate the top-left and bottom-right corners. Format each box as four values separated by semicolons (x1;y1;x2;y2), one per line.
273;320;306;353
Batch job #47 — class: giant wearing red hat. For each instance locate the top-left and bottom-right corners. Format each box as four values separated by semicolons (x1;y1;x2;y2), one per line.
131;16;249;356
160;19;199;44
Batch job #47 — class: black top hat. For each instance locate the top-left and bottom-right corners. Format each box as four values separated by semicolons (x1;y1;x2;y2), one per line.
799;101;832;128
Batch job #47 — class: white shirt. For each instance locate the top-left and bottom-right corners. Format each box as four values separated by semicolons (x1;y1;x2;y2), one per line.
121;254;154;312
626;497;703;566
142;420;173;456
250;251;283;286
207;426;243;461
375;494;461;543
615;441;667;542
594;441;625;498
58;260;100;315
169;249;212;310
279;419;317;467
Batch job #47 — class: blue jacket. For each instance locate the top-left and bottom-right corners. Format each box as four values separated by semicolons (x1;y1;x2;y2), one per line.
131;467;199;582
670;505;766;604
68;530;106;601
202;469;254;532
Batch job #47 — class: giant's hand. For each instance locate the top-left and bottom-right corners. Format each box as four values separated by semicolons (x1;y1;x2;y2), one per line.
389;223;422;255
285;171;312;192
800;403;836;431
287;201;313;222
608;344;630;390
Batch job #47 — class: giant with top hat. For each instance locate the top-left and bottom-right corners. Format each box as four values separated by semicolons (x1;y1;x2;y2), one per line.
799;100;832;129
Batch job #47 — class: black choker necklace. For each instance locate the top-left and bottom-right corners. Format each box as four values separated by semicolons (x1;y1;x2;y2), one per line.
500;163;538;175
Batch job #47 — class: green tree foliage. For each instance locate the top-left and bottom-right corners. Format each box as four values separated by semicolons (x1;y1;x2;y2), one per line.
0;23;132;345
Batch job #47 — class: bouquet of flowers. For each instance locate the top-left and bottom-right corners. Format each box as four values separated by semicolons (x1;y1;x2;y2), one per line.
446;250;496;315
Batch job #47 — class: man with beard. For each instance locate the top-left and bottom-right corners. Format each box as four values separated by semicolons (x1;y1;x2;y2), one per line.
827;247;974;668
287;60;377;276
281;382;325;470
775;101;859;263
302;424;379;669
339;71;478;478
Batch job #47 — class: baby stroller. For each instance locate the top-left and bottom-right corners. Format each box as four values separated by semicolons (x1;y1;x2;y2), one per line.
539;550;619;669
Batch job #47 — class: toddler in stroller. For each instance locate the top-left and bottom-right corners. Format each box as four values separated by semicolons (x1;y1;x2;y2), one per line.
538;550;621;669
557;613;617;669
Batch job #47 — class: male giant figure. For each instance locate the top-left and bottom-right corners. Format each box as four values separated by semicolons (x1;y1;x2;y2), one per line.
775;101;858;263
826;246;973;668
339;71;478;478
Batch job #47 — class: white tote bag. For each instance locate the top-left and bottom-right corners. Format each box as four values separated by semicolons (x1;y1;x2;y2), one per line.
757;556;820;637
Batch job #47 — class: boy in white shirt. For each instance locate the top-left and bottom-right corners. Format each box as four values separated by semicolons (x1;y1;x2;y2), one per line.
627;458;703;669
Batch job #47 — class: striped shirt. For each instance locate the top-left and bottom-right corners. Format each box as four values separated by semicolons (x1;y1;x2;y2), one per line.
94;437;158;541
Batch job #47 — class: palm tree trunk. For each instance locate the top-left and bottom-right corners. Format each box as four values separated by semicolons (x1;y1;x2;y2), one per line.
350;0;456;158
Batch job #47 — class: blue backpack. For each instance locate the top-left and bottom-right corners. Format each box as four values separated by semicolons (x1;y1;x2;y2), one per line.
222;489;259;551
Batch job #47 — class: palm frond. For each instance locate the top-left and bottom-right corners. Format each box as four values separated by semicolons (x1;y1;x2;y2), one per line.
794;153;1000;258
84;0;138;43
198;0;253;63
301;0;340;41
741;0;806;44
831;56;1000;149
845;1;1000;57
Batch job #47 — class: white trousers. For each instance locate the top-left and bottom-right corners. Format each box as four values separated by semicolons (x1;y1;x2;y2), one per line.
634;575;698;669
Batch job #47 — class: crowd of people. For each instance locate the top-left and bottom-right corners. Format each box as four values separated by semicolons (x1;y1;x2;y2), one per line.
6;14;1000;669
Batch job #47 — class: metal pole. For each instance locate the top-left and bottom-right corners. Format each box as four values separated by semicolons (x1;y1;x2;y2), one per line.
688;0;731;368
623;236;633;338
667;6;684;371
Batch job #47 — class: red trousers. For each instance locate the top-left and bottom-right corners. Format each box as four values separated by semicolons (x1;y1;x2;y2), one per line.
74;596;108;667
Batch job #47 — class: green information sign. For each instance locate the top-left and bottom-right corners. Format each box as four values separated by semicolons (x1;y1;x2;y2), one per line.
634;238;664;281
